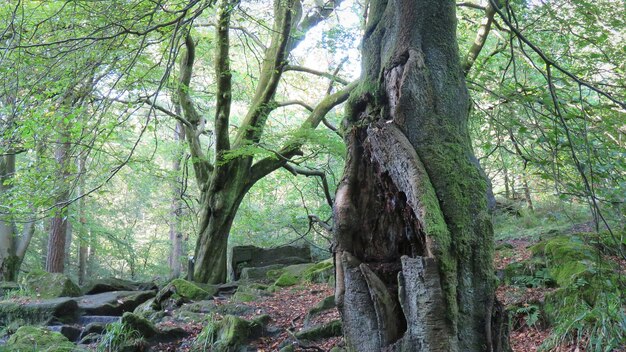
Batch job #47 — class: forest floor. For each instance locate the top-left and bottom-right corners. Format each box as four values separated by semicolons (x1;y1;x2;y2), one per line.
148;283;342;351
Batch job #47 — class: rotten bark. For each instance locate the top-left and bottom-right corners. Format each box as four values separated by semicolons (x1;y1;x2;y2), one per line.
333;0;509;350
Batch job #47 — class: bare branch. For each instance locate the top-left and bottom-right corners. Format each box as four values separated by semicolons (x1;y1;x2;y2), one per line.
285;65;349;85
463;2;496;75
283;162;333;208
276;100;314;112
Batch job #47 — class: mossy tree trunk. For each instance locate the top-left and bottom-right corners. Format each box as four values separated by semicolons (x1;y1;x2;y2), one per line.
176;0;355;284
333;0;508;351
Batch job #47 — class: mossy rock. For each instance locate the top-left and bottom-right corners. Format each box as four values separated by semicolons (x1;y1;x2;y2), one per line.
295;320;342;340
121;312;157;338
5;326;81;351
192;315;264;352
82;277;157;295
308;295;335;316
21;270;80;298
0;297;79;326
240;264;285;281
274;273;299;287
302;259;334;283
232;291;256;303
154;279;217;310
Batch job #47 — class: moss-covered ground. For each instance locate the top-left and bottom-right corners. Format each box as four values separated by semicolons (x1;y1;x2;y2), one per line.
494;199;626;352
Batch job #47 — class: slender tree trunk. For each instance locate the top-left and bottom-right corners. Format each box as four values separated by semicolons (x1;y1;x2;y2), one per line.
522;173;534;211
333;0;508;351
77;155;88;284
169;121;185;279
46;134;71;273
0;154;18;281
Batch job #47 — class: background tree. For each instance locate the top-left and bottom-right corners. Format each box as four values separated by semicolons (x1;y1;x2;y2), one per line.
175;0;356;283
333;0;507;350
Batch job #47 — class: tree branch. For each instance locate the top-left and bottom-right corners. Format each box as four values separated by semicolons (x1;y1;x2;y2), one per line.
283;162;333;208
285;65;349;85
463;1;496;75
489;0;626;109
275;100;314;112
178;34;213;186
249;81;357;184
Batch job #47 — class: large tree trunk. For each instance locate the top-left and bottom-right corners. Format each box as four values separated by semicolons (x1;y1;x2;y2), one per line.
333;0;509;351
192;161;250;284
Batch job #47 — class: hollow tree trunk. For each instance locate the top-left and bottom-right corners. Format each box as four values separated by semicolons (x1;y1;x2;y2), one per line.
333;0;509;351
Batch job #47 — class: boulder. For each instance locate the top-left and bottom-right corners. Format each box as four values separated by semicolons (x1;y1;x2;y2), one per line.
82;277;157;295
304;295;336;328
229;245;311;280
302;259;334;283
5;326;80;352
0;297;79;326
47;324;82;342
295;320;342;340
240;264;285;281
77;290;155;316
121;312;157;338
21;270;81;298
153;279;217;310
192;315;266;352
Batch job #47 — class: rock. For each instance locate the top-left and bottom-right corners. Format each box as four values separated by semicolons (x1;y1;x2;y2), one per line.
121;312;157;338
304;295;336;328
47;324;82;342
78;315;121;325
0;282;18;297
5;326;80;352
154;279;217;310
192;315;265;352
78;332;101;345
0;297;79;326
302;259;334;283
21;270;81;298
274;272;299;287
77;290;156;316
240;264;285;281
272;263;316;287
82;277;157;295
295;319;342;340
157;325;188;339
81;321;108;337
230;245;312;280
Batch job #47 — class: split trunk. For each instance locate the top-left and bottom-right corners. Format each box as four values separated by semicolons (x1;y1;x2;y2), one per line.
333;0;509;350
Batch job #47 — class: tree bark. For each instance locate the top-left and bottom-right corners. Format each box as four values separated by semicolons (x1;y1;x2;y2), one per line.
46;133;71;273
333;0;509;351
169;120;185;279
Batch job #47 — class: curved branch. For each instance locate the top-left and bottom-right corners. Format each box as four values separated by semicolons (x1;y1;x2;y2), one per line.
178;34;212;186
283;163;333;208
249;81;357;184
285;65;349;85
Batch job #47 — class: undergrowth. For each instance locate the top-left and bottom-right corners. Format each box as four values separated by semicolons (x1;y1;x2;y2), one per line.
96;321;140;352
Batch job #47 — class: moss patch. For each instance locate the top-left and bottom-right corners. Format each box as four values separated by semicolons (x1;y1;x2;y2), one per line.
6;326;79;352
506;234;626;350
302;259;334;283
192;315;263;352
295;320;342;340
274;272;299;287
121;312;156;338
20;270;80;298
